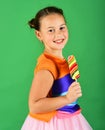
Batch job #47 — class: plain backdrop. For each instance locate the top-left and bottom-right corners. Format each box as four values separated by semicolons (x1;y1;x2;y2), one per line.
0;0;105;129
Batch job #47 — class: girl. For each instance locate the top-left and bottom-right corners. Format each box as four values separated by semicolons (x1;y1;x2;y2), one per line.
21;6;92;130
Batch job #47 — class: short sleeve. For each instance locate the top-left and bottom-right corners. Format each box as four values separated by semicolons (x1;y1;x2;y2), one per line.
34;58;58;80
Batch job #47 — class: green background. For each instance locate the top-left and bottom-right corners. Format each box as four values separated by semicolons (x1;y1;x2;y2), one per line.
0;0;105;130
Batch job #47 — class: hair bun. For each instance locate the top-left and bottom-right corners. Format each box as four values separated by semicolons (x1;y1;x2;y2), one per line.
28;18;35;28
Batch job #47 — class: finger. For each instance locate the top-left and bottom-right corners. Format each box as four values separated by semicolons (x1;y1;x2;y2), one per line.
75;88;82;94
77;89;82;95
71;81;80;87
75;85;81;90
78;92;82;97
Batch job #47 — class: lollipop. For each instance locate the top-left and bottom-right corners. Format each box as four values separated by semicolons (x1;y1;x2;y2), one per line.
68;55;80;80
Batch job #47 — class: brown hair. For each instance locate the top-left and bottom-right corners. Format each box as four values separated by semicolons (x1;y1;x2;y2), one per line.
28;6;65;31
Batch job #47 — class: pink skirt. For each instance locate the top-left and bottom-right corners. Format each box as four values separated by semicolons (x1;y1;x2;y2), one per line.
21;111;93;130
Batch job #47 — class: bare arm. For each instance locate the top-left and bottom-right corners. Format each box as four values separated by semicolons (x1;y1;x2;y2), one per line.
29;70;82;114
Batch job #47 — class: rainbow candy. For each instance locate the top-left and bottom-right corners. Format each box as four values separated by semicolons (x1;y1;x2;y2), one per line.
68;55;80;80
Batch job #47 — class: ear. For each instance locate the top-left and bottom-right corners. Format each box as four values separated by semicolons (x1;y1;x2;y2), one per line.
35;30;42;41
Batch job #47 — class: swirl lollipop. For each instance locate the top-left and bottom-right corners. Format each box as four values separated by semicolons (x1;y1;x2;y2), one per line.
68;55;80;80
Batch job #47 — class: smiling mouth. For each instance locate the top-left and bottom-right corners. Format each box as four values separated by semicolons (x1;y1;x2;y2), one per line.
54;39;64;44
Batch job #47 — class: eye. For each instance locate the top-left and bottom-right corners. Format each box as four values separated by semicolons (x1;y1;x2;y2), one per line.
60;26;66;30
48;29;55;33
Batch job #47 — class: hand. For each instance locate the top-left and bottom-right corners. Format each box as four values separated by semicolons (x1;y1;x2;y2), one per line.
65;81;82;104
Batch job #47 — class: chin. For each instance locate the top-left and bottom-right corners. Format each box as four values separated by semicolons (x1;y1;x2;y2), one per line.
57;46;65;50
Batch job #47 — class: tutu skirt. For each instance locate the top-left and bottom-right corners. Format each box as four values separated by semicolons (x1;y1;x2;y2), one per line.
21;111;93;130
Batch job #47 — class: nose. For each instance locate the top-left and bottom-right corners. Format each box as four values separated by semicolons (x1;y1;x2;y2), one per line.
54;30;62;38
57;29;62;35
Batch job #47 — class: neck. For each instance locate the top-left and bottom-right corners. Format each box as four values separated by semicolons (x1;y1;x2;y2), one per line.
44;49;64;59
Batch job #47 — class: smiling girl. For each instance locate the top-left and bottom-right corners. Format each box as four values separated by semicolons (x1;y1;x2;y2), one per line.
21;6;92;130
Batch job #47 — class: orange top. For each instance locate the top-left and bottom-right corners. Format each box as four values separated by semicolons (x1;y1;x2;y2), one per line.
29;52;70;122
35;52;69;79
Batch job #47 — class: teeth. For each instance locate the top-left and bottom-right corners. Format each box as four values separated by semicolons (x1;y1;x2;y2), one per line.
54;39;63;43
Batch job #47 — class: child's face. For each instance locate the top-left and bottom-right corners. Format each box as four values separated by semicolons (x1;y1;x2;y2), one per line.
36;14;68;51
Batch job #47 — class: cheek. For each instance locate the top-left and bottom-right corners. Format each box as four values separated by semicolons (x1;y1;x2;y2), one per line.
41;34;48;42
64;31;69;39
63;29;68;36
45;34;54;41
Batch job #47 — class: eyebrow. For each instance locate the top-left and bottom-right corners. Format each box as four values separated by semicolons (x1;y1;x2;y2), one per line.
47;24;66;29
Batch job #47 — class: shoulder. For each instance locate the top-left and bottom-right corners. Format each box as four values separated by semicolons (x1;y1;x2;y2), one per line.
34;53;58;79
38;53;56;65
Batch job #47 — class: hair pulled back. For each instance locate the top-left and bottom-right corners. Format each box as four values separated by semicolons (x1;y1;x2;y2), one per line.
28;6;65;31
